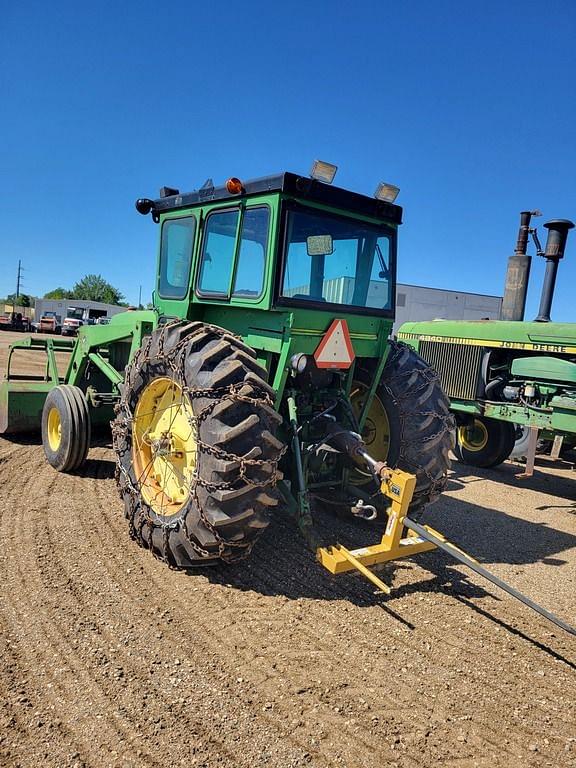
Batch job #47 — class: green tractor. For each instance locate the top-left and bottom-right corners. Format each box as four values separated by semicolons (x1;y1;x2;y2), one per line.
0;165;453;567
399;212;576;470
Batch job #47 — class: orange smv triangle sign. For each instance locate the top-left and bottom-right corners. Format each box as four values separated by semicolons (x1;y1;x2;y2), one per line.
314;319;355;369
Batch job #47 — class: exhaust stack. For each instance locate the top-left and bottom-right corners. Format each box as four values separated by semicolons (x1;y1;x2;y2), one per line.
501;211;539;321
534;219;574;322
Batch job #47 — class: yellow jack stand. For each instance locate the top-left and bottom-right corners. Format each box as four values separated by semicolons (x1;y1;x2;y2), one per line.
317;469;435;594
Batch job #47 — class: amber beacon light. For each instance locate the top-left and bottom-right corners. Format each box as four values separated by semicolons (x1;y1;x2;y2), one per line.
226;177;244;194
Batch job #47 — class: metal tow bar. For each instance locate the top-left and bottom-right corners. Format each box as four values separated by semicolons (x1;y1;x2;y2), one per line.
317;464;576;637
403;517;576;637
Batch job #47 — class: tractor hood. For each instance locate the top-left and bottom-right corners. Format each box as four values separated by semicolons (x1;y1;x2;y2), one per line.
398;319;576;354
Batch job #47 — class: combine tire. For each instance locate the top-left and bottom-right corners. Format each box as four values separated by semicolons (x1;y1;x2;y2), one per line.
352;341;454;514
42;385;91;472
454;416;516;468
112;321;285;567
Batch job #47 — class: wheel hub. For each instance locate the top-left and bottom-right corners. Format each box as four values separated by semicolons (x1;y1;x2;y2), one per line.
47;407;62;451
132;377;197;517
350;383;390;458
150;432;174;457
458;419;489;452
348;381;391;484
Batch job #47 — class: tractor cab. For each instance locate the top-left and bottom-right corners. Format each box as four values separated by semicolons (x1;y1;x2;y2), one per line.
138;167;402;361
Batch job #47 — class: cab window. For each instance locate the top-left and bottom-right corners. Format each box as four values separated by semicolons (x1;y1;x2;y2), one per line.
233;207;269;298
158;216;196;299
281;206;394;311
198;209;239;295
198;206;269;299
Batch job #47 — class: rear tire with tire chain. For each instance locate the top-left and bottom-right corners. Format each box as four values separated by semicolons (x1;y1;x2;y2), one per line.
112;321;285;567
42;384;91;472
357;341;454;515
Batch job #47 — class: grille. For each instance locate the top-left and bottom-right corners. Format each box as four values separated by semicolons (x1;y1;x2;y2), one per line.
419;341;484;400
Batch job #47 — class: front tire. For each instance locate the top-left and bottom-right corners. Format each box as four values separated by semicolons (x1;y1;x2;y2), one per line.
42;385;91;472
112;321;286;568
454;416;516;468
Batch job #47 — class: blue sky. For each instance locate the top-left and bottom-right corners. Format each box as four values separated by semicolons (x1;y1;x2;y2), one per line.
1;0;575;320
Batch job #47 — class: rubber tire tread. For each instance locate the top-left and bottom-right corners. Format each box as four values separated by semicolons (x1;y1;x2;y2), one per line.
360;340;454;515
65;385;91;470
489;421;516;467
41;385;91;472
113;321;285;568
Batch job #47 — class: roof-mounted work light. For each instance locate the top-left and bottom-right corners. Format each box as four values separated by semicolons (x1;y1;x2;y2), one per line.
374;182;400;203
310;159;338;184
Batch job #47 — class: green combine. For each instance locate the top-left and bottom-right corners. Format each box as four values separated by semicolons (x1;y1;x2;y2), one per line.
399;213;576;469
0;165;453;567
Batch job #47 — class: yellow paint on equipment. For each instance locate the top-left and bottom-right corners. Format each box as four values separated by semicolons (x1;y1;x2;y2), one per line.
317;459;576;637
292;328;378;340
397;332;576;355
350;382;390;464
458;419;489;451
132;377;197;518
47;407;62;451
317;468;435;583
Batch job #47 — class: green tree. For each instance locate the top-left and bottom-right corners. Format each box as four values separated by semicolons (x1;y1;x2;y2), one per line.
71;274;124;305
44;287;72;300
7;293;31;307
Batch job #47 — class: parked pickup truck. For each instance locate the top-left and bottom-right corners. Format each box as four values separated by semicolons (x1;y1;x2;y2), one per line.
62;317;83;336
36;312;61;334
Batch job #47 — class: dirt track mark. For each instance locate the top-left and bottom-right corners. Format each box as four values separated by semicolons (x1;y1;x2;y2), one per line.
78;450;576;766
1;438;575;767
0;444;313;767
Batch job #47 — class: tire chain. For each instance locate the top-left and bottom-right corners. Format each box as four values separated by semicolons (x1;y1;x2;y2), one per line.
112;322;287;567
381;341;455;519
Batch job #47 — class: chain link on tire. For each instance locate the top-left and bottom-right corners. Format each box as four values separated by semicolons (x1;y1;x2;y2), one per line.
112;321;287;568
365;340;454;519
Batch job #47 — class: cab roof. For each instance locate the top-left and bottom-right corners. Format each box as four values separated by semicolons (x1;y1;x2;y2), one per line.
151;171;403;225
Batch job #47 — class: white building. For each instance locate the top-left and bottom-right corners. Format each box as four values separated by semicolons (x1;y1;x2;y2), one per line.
34;298;126;325
393;283;502;332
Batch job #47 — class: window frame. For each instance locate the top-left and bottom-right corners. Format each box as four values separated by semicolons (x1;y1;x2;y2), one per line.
157;214;197;301
275;200;397;318
231;204;271;301
195;203;271;303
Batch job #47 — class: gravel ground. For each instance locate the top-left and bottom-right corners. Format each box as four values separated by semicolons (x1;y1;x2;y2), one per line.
1;331;575;767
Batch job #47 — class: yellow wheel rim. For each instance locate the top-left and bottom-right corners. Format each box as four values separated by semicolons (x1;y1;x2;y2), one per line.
350;381;391;473
47;407;62;451
132;377;197;518
458;419;489;452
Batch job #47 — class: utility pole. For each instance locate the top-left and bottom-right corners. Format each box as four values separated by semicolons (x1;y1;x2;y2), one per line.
16;260;22;299
138;285;142;309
